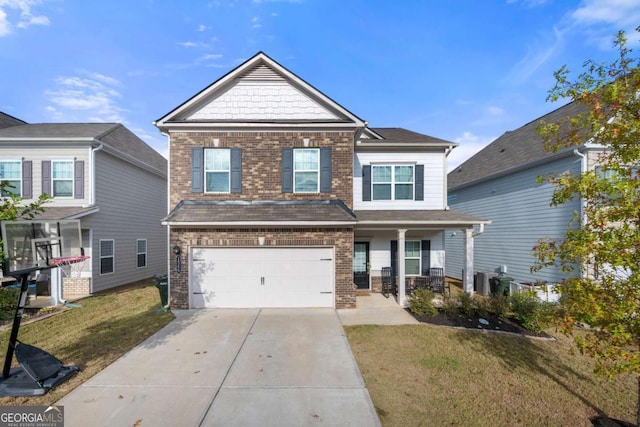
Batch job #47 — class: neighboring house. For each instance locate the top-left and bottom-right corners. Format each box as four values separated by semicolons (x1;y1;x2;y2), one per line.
446;101;603;285
155;52;487;309
0;120;168;297
0;112;26;129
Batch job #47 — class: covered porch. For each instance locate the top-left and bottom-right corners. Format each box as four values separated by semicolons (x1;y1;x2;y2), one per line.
353;210;490;306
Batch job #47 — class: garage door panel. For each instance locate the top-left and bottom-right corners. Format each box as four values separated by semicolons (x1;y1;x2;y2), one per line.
190;247;334;308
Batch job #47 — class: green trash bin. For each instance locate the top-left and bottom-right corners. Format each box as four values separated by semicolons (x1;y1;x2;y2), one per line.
495;277;512;296
154;274;168;307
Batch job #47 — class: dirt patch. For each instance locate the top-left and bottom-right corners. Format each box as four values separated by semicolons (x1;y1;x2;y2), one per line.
409;309;554;339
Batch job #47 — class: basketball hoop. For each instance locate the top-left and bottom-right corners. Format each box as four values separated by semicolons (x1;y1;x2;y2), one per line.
49;255;90;278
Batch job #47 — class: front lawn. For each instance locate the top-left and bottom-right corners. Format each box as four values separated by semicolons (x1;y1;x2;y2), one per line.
0;281;175;406
345;324;636;426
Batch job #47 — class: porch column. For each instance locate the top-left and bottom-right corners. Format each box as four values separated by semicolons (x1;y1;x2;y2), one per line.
397;229;407;306
463;228;474;294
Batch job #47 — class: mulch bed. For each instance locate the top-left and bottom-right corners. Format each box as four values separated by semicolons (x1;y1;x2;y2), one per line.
409;309;553;339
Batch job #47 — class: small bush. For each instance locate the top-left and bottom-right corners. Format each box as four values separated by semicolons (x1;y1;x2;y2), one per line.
488;294;510;318
408;289;438;317
510;291;557;332
458;292;475;316
441;297;460;317
0;287;23;321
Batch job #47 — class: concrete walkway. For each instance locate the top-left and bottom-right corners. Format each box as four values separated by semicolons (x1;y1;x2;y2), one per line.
57;309;380;427
337;293;420;326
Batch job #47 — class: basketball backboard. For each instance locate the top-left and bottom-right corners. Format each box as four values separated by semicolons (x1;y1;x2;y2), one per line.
0;220;83;276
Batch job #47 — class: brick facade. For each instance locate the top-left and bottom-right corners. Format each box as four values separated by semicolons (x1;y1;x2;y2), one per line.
63;277;91;298
169;131;354;209
168;227;355;309
167;130;357;309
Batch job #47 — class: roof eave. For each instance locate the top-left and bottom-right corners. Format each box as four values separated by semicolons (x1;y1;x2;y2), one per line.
162;220;356;227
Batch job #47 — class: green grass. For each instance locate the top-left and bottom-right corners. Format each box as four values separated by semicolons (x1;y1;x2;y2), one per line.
345;324;636;427
0;281;175;406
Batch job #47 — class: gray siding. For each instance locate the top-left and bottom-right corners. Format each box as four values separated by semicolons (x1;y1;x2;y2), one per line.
82;150;167;292
446;155;581;284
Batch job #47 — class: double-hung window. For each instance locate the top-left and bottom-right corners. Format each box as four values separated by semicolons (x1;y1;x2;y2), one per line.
0;160;21;197
294;148;319;193
372;165;414;200
52;160;74;197
405;241;421;275
204;149;230;193
136;239;147;268
100;239;115;275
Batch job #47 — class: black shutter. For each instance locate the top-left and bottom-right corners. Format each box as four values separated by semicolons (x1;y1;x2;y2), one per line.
191;148;204;193
230;148;242;194
415;164;424;201
421;240;431;275
390;240;398;278
362;165;371;201
74;160;84;199
41;160;51;195
22;160;32;199
320;147;332;192
282;148;293;193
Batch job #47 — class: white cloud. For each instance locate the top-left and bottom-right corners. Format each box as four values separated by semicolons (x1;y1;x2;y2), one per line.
44;71;129;123
571;0;640;28
448;131;496;172
504;26;565;85
252;0;302;3
252;16;261;28
487;106;505;116
197;24;210;32
0;0;51;36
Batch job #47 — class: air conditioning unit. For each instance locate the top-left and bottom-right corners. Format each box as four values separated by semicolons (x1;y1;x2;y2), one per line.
476;272;490;296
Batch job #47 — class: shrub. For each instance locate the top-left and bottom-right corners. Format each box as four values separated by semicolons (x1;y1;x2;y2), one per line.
509;291;558;332
408;289;438;317
0;286;23;321
441;296;460;317
458;292;476;316
488;294;510;318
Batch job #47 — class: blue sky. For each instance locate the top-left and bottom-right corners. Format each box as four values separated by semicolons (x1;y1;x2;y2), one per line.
1;0;639;170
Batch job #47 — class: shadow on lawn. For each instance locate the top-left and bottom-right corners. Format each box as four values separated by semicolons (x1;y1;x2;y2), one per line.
55;307;185;369
452;329;633;427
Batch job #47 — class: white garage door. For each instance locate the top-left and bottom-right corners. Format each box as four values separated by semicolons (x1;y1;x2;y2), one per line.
190;247;335;308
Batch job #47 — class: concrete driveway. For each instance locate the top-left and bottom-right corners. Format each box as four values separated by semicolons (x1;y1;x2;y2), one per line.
57;308;381;427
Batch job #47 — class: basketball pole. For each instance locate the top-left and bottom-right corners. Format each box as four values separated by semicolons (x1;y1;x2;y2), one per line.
2;272;31;379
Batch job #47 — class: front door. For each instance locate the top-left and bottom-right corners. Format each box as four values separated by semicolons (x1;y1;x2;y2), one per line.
353;242;369;290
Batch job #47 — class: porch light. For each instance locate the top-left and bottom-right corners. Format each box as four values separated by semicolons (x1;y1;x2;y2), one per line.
258;237;265;246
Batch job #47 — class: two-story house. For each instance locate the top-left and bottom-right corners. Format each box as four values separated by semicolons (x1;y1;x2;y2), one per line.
156;52;488;309
0;120;168;298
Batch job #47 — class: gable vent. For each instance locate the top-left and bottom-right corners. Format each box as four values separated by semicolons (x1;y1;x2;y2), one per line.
239;64;285;82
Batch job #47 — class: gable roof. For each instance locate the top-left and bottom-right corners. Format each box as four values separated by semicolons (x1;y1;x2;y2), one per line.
0;123;166;176
448;101;587;190
0;112;26;129
155;51;366;130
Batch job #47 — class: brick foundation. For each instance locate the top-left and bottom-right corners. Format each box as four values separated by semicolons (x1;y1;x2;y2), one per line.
63;277;91;298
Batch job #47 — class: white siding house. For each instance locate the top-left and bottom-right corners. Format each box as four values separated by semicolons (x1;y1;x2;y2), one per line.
0;120;167;297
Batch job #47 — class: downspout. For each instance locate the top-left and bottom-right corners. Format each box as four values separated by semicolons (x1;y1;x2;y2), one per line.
472;223;485;237
444;145;454;209
90;142;104;206
573;148;587;226
573;148;587;280
160;130;172;308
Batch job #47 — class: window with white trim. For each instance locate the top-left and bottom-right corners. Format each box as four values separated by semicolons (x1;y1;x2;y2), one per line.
372;165;414;200
52;160;74;197
100;239;115;275
294;148;319;193
136;239;147;268
204;149;230;193
405;241;421;276
0;160;21;197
